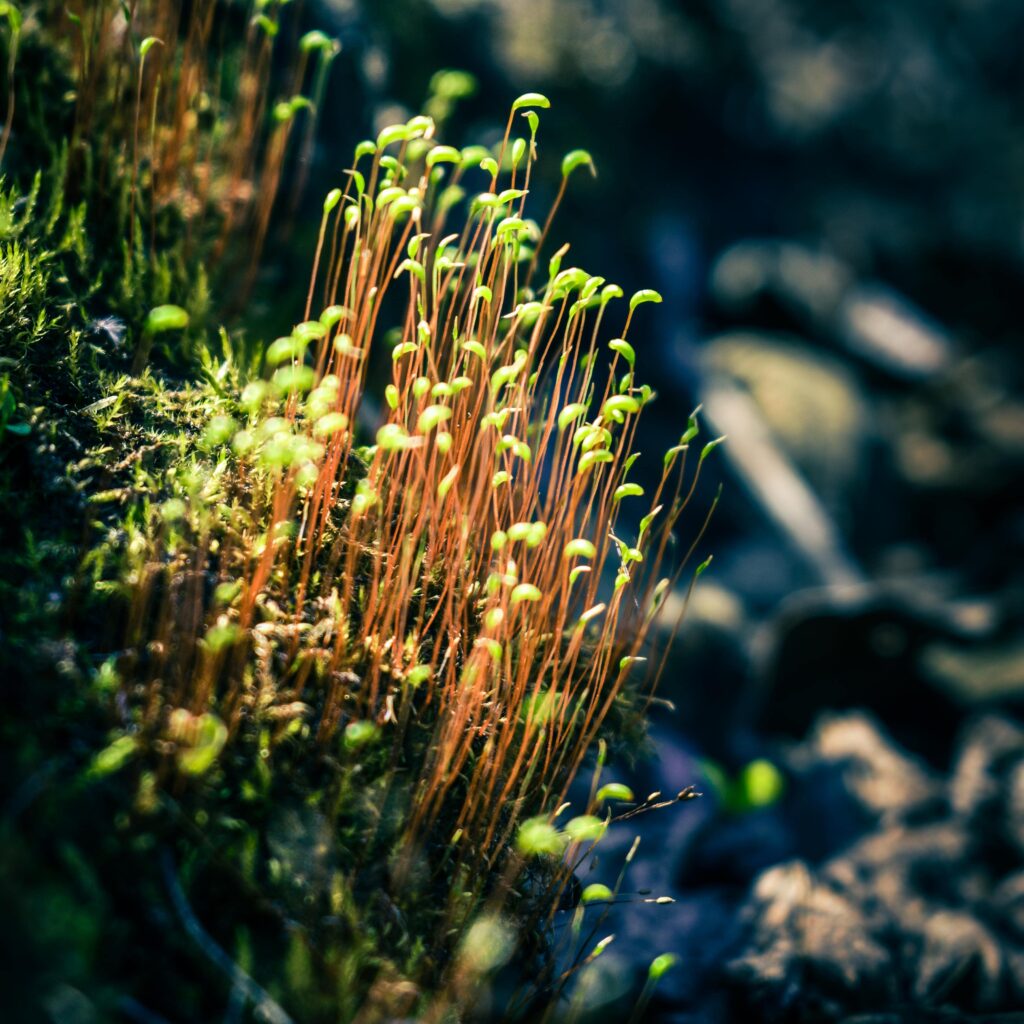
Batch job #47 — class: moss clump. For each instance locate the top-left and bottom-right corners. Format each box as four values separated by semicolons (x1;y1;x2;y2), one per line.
1;8;711;1022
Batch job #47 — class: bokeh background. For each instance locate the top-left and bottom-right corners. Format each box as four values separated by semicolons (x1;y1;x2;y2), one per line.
270;1;1024;1019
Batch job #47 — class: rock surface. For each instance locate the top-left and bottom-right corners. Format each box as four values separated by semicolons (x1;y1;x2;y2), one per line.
723;712;1024;1021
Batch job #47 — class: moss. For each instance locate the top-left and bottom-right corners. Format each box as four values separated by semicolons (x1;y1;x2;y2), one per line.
0;8;706;1022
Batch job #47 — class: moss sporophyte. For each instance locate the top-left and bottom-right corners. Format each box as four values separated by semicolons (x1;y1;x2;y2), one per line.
1;6;717;1018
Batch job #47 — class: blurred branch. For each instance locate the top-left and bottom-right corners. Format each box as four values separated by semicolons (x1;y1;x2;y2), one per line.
161;850;294;1024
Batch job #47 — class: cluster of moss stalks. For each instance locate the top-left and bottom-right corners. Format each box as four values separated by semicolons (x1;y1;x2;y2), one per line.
0;5;711;1022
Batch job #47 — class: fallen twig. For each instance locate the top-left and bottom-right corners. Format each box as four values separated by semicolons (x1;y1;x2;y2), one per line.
160;849;293;1024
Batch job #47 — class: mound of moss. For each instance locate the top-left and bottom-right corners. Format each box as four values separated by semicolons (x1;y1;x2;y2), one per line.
0;8;687;1022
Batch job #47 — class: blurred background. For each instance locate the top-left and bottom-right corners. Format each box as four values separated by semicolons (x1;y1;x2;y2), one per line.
273;1;1024;1019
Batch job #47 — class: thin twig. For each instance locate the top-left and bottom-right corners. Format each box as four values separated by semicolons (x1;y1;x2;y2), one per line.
160;849;294;1024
